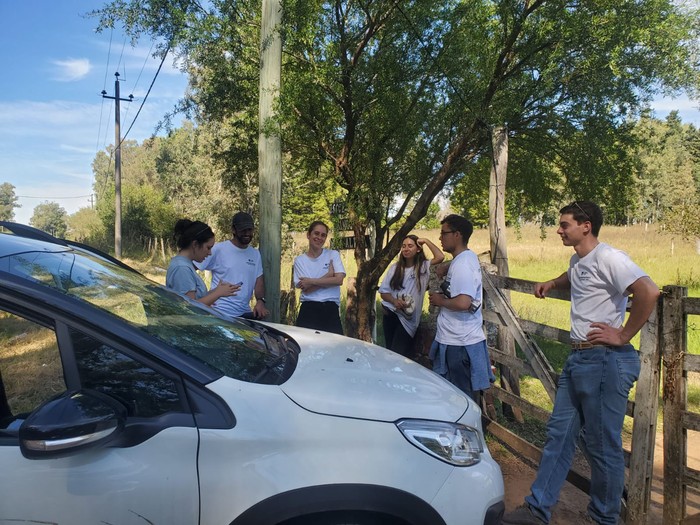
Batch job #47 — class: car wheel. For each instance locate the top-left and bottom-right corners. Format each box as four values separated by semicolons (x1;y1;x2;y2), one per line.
280;511;407;525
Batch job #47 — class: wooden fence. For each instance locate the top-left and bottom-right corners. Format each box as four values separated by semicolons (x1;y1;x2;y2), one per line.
479;274;699;524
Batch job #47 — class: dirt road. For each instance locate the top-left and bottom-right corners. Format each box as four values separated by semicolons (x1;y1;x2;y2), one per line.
496;428;700;524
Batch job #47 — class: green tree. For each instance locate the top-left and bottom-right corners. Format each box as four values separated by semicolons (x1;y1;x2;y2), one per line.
93;0;700;339
67;207;106;245
634;112;699;227
30;202;68;237
0;183;20;221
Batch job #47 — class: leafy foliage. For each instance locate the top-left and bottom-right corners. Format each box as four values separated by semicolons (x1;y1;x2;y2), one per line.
30;202;68;237
0;183;20;222
89;0;700;338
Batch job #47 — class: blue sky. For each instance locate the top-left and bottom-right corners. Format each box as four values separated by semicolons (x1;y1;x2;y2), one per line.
0;2;699;226
0;0;188;225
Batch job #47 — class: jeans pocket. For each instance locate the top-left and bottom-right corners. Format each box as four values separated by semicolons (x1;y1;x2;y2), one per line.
615;353;641;397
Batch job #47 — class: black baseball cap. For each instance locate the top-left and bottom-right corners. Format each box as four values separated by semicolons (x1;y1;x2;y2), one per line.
232;212;255;231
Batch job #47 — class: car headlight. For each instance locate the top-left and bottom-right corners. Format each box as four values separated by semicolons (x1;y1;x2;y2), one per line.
396;419;483;466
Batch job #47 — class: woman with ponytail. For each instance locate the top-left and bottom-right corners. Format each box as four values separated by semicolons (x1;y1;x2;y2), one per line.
166;219;240;306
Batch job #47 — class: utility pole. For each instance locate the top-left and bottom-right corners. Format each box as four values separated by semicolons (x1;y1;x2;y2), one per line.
258;0;283;322
102;72;133;259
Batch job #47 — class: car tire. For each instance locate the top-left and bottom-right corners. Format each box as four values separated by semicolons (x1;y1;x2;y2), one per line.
280;511;407;525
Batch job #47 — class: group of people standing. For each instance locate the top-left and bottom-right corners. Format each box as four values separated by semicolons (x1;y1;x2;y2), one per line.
165;201;661;525
165;210;494;402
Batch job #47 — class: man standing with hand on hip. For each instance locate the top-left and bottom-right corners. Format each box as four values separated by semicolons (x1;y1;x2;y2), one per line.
502;201;660;525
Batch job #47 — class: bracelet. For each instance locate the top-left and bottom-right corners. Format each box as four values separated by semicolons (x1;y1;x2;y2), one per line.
256;297;266;302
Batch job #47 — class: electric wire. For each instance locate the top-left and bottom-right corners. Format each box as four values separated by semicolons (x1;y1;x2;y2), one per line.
97;27;114;153
123;40;155;125
119;43;172;146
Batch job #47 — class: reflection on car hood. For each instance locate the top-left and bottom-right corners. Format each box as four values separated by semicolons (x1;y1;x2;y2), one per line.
272;324;470;422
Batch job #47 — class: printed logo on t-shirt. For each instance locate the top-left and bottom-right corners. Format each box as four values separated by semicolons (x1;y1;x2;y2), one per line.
579;269;590;281
246;258;255;266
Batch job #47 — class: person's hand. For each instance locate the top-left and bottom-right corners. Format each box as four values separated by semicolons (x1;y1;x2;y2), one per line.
253;300;269;319
297;277;315;292
587;322;628;346
534;280;555;299
393;297;408;310
417;238;427;247
216;281;241;298
428;291;446;307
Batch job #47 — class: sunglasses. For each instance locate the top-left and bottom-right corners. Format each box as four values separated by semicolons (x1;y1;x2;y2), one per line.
573;201;591;222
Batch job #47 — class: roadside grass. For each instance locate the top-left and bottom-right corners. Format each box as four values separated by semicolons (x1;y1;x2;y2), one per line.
0;312;64;414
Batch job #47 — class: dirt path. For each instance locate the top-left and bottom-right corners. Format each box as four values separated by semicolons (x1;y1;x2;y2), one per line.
496;428;700;524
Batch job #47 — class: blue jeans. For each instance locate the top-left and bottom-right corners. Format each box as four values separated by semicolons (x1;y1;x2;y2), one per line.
525;345;640;525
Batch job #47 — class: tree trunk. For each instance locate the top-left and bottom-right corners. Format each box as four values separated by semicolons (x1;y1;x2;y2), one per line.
488;126;523;422
344;274;376;341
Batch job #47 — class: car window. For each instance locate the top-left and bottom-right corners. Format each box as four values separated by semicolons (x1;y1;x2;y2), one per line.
70;328;184;417
0;310;65;430
1;246;296;384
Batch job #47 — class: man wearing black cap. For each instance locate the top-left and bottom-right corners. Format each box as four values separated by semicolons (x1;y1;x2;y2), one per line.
196;211;269;319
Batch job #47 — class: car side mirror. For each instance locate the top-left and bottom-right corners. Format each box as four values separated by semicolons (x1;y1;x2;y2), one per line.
19;389;126;459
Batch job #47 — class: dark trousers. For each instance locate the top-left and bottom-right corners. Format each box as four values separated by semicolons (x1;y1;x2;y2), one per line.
382;309;414;357
296;301;344;335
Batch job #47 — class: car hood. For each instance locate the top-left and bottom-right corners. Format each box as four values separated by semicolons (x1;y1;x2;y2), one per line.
271;323;470;423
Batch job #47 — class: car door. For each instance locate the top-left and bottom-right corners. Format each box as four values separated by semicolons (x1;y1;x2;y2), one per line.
0;307;200;524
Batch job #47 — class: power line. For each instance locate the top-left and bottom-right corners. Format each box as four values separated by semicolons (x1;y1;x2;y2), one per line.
122;40;155;126
16;194;94;200
119;43;171;145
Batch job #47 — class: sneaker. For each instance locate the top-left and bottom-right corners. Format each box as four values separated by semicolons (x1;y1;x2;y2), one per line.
501;504;547;525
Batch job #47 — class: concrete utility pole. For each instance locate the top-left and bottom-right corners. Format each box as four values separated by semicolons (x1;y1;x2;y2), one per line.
258;0;283;322
102;72;133;259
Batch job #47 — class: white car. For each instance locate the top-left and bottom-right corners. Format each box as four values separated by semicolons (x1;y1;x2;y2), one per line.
0;223;504;525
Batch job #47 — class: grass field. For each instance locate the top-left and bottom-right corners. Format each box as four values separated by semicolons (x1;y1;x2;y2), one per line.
277;223;700;434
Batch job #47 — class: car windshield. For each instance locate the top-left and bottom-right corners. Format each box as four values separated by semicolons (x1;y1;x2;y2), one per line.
0;245;296;384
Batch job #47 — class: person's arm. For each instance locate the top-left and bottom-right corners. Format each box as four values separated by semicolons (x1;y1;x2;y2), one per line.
297;259;345;292
587;276;660;346
253;275;269;319
195;281;241;307
428;291;472;311
418;238;444;265
534;271;570;298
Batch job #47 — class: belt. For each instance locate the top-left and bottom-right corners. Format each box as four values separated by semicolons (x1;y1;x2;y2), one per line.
571;341;596;351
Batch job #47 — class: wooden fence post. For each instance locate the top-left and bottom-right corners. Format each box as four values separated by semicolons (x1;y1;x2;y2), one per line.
663;285;688;525
627;303;662;525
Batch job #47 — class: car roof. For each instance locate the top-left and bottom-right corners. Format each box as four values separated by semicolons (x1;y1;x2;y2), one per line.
0;230;71;258
0;222;139;274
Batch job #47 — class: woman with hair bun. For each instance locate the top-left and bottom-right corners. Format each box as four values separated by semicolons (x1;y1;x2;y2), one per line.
166;219;240;306
379;235;444;357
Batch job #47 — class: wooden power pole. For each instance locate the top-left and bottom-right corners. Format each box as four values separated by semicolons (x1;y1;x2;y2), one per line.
258;0;283;322
101;72;132;259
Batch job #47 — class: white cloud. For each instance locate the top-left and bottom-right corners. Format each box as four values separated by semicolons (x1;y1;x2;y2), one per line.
51;58;92;81
650;94;700;125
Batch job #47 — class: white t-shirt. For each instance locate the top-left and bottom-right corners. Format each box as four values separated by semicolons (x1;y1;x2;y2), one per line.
434;250;485;346
379;259;431;337
293;249;345;304
196;240;263;318
568;242;647;342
